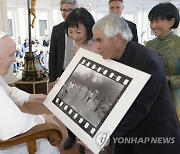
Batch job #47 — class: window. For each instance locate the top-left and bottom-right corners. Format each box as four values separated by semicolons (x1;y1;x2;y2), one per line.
8;19;13;36
39;20;47;36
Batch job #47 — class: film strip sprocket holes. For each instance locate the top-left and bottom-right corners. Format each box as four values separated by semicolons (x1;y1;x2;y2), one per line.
53;97;97;137
52;57;133;138
80;57;132;86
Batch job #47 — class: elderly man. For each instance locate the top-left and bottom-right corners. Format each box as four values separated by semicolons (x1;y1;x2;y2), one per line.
0;31;60;154
49;0;78;150
92;14;180;154
108;0;138;42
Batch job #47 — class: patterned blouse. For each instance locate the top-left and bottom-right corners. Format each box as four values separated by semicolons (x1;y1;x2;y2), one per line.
145;31;180;118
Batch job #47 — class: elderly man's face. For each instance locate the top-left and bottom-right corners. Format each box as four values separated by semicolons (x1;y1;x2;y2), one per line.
60;3;76;20
0;36;16;76
93;29;122;60
109;1;124;16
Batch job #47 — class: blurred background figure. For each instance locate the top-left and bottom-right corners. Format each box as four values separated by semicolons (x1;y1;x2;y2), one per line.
108;0;138;42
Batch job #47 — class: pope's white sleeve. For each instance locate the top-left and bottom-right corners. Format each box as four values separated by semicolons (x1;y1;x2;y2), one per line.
7;86;30;106
0;88;44;141
0;76;30;105
21;113;45;134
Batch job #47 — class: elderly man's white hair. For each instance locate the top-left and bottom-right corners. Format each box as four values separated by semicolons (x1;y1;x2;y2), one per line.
93;14;133;41
0;31;7;39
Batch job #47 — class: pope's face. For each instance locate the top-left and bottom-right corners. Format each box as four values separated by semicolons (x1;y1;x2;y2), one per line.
0;36;16;76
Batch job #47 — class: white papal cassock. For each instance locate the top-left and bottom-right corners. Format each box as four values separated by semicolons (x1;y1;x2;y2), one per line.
0;76;60;154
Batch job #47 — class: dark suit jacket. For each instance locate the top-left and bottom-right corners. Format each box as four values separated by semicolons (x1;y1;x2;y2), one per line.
124;19;138;42
49;22;65;82
112;41;180;154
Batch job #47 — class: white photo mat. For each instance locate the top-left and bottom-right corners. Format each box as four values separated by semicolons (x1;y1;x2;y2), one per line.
44;48;151;154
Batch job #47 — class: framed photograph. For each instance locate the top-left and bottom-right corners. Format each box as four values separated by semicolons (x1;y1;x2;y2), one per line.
44;48;150;153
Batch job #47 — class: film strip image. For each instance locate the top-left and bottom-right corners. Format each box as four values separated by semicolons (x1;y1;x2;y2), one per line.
52;57;132;137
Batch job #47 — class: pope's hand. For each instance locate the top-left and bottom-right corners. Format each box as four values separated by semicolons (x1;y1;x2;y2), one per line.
29;94;47;104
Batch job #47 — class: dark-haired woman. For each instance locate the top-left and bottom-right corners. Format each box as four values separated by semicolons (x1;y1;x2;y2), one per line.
65;7;98;55
64;7;98;154
145;3;180;119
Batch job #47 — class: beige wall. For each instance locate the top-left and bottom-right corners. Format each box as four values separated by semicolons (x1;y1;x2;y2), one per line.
5;0;180;44
0;0;8;32
174;7;180;36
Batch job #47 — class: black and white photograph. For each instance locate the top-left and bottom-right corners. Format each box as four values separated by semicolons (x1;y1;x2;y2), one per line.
44;48;151;153
53;57;132;134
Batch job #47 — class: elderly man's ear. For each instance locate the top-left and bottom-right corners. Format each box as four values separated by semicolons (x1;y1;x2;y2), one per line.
116;33;122;40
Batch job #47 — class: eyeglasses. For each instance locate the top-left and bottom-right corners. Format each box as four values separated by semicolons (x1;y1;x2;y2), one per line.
60;8;73;14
